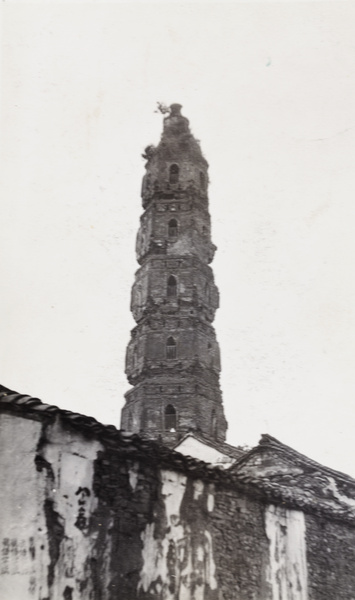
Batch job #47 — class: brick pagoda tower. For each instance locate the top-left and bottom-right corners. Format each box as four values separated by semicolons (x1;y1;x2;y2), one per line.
121;104;227;447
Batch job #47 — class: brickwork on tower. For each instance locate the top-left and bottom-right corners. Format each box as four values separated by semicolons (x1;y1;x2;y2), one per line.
121;104;228;446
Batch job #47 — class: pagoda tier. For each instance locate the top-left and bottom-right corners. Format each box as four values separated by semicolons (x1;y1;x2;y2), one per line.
121;104;228;447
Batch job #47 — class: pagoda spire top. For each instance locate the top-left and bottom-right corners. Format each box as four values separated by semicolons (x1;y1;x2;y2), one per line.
169;103;182;116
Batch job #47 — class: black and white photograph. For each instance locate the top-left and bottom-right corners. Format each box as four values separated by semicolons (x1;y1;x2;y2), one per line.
1;1;355;598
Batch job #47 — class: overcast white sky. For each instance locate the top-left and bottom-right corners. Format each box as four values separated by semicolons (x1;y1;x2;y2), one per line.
2;1;355;476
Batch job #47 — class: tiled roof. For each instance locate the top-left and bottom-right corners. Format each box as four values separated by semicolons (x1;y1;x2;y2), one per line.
0;387;152;443
2;387;355;524
0;387;233;479
233;433;355;486
173;431;245;460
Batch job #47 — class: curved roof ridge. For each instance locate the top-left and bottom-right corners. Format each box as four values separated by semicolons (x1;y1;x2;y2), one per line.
232;433;355;486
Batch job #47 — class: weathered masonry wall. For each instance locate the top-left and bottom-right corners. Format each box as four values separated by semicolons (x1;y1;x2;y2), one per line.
0;412;103;600
1;405;355;600
306;513;355;599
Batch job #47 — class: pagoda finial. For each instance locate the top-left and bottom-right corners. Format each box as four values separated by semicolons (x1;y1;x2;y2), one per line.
170;103;182;117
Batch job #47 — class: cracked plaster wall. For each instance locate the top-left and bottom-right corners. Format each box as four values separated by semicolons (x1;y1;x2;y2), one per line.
265;505;308;600
2;412;355;600
138;471;217;600
0;413;105;600
0;414;50;600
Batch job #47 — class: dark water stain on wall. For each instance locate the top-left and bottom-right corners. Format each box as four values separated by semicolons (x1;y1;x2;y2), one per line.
44;499;65;588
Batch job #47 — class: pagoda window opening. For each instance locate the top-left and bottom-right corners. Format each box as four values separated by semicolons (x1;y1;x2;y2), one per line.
142;173;151;195
212;409;217;439
165;404;177;431
140;407;147;431
167;275;177;298
169;164;179;184
205;282;210;302
166;336;177;359
200;171;206;190
168;219;178;239
127;410;133;431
